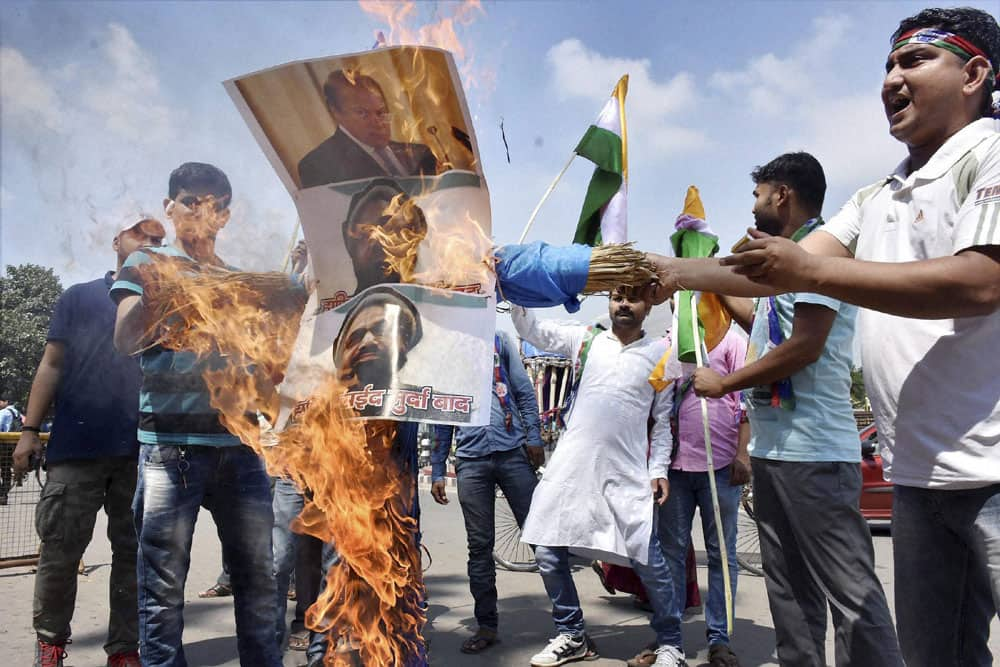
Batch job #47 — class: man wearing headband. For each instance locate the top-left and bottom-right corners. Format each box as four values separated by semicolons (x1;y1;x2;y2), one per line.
12;215;164;667
650;7;1000;666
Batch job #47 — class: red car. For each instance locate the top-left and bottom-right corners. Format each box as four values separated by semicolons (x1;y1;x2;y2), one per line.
859;424;893;522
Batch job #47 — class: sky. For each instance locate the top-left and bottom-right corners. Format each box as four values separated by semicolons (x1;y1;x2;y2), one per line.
2;0;994;328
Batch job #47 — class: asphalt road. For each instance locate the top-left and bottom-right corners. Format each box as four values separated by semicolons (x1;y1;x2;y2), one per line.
2;485;997;666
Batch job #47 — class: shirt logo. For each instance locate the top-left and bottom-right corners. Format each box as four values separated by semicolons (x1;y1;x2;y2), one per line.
975;184;1000;206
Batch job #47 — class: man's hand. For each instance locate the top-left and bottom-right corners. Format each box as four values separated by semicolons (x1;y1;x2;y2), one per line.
692;367;727;399
645;253;679;305
651;477;669;506
526;445;545;469
12;431;42;478
430;480;449;505
720;229;819;292
729;453;751;486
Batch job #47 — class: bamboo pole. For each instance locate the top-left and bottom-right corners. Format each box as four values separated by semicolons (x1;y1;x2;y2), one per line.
517;153;577;244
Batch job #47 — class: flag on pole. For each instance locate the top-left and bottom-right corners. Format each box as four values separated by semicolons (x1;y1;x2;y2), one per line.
572;75;629;246
670;186;732;363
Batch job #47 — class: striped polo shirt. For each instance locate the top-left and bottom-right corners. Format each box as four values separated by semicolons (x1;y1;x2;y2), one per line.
111;245;243;446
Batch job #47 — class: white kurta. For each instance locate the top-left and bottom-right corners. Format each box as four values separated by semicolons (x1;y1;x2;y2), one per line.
512;307;673;566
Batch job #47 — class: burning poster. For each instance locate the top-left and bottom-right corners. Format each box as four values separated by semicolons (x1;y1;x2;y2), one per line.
225;46;494;426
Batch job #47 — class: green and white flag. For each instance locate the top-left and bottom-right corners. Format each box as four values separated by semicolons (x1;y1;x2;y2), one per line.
572;74;628;246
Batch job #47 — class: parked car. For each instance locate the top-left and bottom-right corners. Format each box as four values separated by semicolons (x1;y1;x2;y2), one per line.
859;423;892;521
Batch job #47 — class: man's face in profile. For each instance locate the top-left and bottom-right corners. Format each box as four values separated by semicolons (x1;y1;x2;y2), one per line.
332;84;392;149
336;302;411;389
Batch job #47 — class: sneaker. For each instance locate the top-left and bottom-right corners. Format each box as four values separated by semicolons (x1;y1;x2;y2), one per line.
530;633;598;666
107;651;141;667
34;640;67;667
626;641;659;667
652;644;687;667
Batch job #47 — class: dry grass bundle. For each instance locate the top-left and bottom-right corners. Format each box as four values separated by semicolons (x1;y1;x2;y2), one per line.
583;242;658;294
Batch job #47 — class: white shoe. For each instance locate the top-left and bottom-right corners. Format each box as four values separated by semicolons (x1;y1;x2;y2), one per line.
529;633;596;666
652;644;687;667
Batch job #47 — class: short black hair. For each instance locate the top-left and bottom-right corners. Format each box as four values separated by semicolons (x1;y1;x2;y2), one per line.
893;7;1000;117
751;152;827;215
168;162;232;209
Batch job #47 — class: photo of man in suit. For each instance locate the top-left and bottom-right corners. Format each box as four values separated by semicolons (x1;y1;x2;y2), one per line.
332;286;423;394
298;70;440;188
343;179;429;293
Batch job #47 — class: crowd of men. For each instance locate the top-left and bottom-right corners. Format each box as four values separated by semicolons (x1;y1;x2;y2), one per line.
4;5;999;667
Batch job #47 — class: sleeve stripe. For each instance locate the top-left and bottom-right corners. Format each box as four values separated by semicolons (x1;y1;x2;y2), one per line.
110;280;143;296
973;202;1000;246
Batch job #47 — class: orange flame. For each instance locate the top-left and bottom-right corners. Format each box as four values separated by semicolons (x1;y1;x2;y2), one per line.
136;254;427;666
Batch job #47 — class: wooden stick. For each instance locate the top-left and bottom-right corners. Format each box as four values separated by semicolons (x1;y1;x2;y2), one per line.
517;153;577;244
280;218;302;273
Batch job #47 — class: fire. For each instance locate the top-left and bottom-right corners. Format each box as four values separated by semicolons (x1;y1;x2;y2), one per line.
358;0;483;69
136;252;427;666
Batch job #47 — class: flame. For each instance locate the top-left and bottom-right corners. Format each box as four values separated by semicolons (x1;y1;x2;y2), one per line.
136;253;427;666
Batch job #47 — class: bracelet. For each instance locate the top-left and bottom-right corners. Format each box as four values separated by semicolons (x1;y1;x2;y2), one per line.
21;425;41;433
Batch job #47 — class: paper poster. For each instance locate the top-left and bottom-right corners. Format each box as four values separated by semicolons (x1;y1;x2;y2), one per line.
226;46;494;426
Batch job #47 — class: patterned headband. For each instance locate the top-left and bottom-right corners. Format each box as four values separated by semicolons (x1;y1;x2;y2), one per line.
892;28;997;80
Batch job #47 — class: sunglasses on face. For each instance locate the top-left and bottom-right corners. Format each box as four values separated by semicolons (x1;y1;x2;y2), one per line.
177;195;228;212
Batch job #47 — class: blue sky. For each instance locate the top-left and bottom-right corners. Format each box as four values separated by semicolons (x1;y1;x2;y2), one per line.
2;0;992;324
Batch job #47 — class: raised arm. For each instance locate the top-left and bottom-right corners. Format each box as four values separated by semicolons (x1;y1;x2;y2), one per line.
509;306;586;359
114;294;153;355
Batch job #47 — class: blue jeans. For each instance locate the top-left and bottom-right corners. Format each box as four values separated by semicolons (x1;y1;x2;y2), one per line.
272;476;305;650
658;466;741;647
893;483;1000;667
535;526;675;645
455;447;538;630
133;444;280;667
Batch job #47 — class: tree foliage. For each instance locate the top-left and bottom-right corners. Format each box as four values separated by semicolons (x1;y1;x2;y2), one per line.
0;264;64;409
850;366;869;410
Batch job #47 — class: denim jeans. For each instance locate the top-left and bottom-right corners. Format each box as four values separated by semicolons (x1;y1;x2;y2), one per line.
133;444;281;667
536;526;675;645
33;457;138;655
893;483;1000;667
658;466;741;647
272;476;305;650
455;446;538;630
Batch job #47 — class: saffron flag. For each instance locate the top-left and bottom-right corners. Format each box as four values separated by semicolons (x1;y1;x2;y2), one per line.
670;186;732;363
572;75;629;246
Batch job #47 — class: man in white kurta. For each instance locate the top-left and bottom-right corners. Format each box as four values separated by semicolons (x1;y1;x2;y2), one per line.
512;287;685;667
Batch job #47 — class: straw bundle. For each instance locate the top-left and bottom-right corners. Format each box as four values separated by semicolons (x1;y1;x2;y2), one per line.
583;243;658;294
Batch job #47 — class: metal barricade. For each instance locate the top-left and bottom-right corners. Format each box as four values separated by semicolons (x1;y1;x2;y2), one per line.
0;432;48;568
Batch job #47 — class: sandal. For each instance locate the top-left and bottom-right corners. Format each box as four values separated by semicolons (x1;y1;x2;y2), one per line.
460;628;498;654
198;583;233;598
287;629;310;651
708;643;741;667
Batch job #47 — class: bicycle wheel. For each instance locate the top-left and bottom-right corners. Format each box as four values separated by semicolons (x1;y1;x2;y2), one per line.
735;480;765;577
492;486;538;572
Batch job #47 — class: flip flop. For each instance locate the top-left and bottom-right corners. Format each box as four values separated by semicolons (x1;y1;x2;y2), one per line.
198;583;233;598
460;629;498;654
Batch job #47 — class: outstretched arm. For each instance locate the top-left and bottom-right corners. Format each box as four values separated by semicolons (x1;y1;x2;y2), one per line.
509;306;587;359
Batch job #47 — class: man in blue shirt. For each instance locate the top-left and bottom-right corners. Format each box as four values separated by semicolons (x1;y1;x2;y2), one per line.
430;330;544;655
690;153;902;667
11;216;164;667
111;163;282;667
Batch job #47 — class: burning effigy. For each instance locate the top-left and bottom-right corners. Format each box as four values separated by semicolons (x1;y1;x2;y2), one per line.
129;41;656;666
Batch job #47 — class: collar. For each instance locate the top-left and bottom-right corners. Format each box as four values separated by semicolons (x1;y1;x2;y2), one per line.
339;125;379;156
892;118;998;182
607;328;646;347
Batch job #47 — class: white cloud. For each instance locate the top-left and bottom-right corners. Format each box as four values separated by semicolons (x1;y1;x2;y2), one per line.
80;23;175;145
546;38;706;156
0;47;65;132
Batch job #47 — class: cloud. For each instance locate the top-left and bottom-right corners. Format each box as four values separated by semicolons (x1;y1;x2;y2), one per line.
546;38;706;155
80;23;175;145
0;47;65;132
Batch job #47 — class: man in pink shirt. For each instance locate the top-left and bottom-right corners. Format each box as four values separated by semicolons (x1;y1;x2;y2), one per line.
632;328;749;667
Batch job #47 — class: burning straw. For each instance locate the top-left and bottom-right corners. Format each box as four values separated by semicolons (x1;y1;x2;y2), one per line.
583;242;658;294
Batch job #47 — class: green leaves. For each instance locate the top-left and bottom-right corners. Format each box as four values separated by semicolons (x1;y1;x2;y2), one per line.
0;264;63;408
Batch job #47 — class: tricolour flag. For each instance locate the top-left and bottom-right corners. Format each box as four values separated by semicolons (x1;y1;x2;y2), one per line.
572;75;628;246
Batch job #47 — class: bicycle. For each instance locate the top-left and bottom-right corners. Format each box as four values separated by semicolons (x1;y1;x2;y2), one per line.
735;478;764;577
491;481;539;572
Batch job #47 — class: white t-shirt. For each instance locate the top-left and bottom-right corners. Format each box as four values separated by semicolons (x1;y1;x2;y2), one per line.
824;118;1000;489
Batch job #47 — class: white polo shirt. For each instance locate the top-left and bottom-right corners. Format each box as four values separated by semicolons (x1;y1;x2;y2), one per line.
825;118;1000;490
